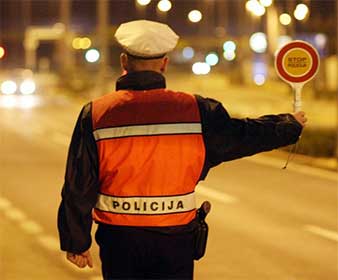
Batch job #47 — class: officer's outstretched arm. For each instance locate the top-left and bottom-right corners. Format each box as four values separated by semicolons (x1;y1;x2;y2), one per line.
195;95;303;170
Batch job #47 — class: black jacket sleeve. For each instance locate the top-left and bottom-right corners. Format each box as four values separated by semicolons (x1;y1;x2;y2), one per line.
196;95;303;180
57;102;99;254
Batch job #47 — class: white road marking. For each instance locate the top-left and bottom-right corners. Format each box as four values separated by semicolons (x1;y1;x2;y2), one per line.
0;197;12;209
304;225;338;242
19;220;43;235
51;132;69;146
196;184;238;203
4;207;27;221
37;235;60;252
38;234;94;274
0;195;97;275
247;154;338;182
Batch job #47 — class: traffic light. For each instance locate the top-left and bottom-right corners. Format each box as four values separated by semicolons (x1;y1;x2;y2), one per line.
0;46;5;59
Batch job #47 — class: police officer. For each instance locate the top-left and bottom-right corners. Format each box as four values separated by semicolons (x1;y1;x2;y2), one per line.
57;20;306;279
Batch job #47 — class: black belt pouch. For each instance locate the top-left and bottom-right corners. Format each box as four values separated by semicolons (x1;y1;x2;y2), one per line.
193;203;210;260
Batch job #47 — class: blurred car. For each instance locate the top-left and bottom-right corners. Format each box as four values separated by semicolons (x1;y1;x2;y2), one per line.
0;68;37;95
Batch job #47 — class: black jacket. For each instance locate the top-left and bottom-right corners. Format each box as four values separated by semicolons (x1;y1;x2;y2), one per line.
57;71;302;253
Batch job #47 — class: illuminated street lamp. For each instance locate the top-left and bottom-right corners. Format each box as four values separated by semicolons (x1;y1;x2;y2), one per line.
249;32;267;53
245;0;256;12
136;0;151;6
246;0;265;16
223;40;237;61
1;80;17;95
223;50;236;61
192;62;210;75
254;74;266;86
182;47;194;60
205;52;219;66
259;0;273;7
72;38;82;49
85;49;100;63
252;4;265;16
294;3;309;21
20;79;36;95
72;37;92;50
314;33;327;49
157;0;172;12
81;37;92;49
279;13;292;26
188;10;202;23
223;41;237;52
0;46;5;59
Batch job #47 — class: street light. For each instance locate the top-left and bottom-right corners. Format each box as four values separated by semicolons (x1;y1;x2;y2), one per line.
279;13;292;26
205;53;219;66
223;40;237;61
223;50;236;61
294;4;309;21
136;0;151;6
182;47;194;60
254;74;266;85
81;37;92;49
314;33;327;49
1;81;17;95
72;38;81;49
188;10;202;23
0;46;5;59
192;62;210;75
20;79;36;95
259;0;273;7
252;4;265;16
85;49;100;63
72;37;92;50
245;0;256;12
249;32;267;53
246;0;265;16
157;0;172;12
223;41;237;52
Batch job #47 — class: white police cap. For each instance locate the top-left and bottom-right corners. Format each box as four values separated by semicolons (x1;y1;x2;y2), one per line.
115;20;179;59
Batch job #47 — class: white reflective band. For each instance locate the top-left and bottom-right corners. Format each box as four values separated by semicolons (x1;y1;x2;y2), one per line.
93;123;201;141
95;192;196;215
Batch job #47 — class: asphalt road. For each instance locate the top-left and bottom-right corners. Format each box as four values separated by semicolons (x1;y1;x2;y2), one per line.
0;94;337;280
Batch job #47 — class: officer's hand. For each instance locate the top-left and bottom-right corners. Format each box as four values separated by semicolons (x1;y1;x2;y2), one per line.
66;249;93;268
292;111;307;127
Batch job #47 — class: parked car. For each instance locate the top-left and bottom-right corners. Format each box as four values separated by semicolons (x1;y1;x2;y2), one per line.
0;68;36;95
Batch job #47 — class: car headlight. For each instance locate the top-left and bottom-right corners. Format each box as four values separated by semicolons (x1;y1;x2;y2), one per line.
1;80;17;95
20;79;36;95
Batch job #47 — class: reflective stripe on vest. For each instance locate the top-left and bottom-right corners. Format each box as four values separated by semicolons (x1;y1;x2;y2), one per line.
91;89;205;227
95;192;196;215
93;123;202;141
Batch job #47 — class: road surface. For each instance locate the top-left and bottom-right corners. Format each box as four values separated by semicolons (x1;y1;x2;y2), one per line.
0;94;337;280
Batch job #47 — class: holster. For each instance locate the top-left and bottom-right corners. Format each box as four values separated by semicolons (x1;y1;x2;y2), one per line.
193;201;211;260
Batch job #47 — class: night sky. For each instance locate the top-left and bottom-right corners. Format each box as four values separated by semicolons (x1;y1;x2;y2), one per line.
1;0;336;35
0;0;336;67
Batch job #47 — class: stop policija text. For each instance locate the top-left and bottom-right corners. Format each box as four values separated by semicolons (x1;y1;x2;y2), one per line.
287;57;308;67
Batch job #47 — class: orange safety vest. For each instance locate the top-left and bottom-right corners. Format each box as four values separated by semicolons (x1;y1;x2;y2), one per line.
91;89;205;227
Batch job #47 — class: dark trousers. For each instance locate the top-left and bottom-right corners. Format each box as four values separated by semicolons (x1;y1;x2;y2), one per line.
95;223;195;280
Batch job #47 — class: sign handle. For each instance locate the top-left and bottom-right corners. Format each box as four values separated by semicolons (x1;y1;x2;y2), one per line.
284;83;303;169
293;83;304;112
